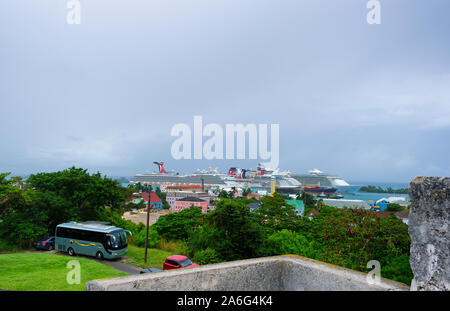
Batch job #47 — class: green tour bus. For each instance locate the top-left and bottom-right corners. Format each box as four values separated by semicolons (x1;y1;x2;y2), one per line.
55;221;132;260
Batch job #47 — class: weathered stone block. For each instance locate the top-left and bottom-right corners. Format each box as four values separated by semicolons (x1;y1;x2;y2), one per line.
409;177;450;291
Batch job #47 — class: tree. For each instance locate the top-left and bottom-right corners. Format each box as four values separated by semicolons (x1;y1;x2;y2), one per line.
0;173;23;218
129;182;152;193
153;207;203;240
218;189;229;199
0;173;21;196
301;192;316;209
255;194;299;232
202;199;265;261
0;189;49;247
242;188;251;197
294;205;412;284
26;167;129;220
359;185;408;194
228;187;237;198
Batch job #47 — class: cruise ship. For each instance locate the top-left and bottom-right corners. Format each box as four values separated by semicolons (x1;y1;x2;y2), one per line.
131;163;350;196
221;163;302;194
291;169;350;188
131;162;302;194
131;162;226;189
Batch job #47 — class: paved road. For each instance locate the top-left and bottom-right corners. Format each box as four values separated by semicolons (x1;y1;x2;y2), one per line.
59;252;142;274
93;258;141;275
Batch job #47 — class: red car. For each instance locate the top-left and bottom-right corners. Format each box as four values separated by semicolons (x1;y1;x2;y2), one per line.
163;255;199;270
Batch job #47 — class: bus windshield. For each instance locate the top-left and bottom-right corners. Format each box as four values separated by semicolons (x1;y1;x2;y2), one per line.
107;230;128;250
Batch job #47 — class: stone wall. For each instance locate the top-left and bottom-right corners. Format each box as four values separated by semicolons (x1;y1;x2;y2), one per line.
86;255;409;291
409;177;450;291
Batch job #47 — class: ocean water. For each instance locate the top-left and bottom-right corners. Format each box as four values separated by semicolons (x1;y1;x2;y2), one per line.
338;182;410;202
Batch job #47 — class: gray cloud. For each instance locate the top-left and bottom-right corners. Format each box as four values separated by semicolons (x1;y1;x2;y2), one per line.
0;0;449;182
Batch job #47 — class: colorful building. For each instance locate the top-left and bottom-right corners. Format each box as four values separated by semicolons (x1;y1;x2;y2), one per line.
137;193;163;211
374;199;390;211
174;197;208;214
285;199;305;217
166;191;213;210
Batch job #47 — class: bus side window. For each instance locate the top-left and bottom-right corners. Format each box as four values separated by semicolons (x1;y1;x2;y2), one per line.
56;227;67;238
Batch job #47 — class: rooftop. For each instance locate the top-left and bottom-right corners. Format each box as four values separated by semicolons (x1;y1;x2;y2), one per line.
285;199;304;210
179;196;206;202
138;193;162;203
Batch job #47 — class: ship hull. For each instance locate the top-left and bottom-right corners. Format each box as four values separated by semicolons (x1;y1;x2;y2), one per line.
302;186;337;194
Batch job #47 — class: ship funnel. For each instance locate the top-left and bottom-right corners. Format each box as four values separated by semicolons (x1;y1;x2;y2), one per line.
228;167;237;176
153;162;167;174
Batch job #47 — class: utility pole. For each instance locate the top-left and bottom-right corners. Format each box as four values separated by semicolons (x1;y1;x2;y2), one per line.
144;184;151;264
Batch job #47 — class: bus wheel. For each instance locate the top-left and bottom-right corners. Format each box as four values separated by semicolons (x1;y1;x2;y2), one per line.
96;251;104;260
68;247;75;256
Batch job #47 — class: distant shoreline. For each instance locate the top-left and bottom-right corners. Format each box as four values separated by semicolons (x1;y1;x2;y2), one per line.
358;185;409;194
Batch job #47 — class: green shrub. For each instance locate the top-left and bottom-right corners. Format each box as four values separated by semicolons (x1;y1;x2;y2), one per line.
187;226;216;254
193;248;223;265
173;240;190;256
134;226;160;248
381;254;413;285
386;203;404;212
264;229;317;259
155;238;190;256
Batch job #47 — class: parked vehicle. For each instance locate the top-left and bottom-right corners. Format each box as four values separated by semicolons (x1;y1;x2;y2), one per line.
163;255;198;270
33;236;55;251
55;221;132;260
140;268;164;274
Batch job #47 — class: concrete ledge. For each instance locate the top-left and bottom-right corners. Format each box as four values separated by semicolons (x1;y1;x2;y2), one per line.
86;255;409;291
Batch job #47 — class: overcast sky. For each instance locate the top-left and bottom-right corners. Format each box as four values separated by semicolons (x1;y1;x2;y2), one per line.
1;0;449;183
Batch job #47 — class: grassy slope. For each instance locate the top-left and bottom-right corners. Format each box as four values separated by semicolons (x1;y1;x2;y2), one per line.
0;253;127;291
125;244;172;269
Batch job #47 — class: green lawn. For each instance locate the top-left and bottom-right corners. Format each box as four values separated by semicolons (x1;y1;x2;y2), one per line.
0;253;127;291
125;244;172;269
